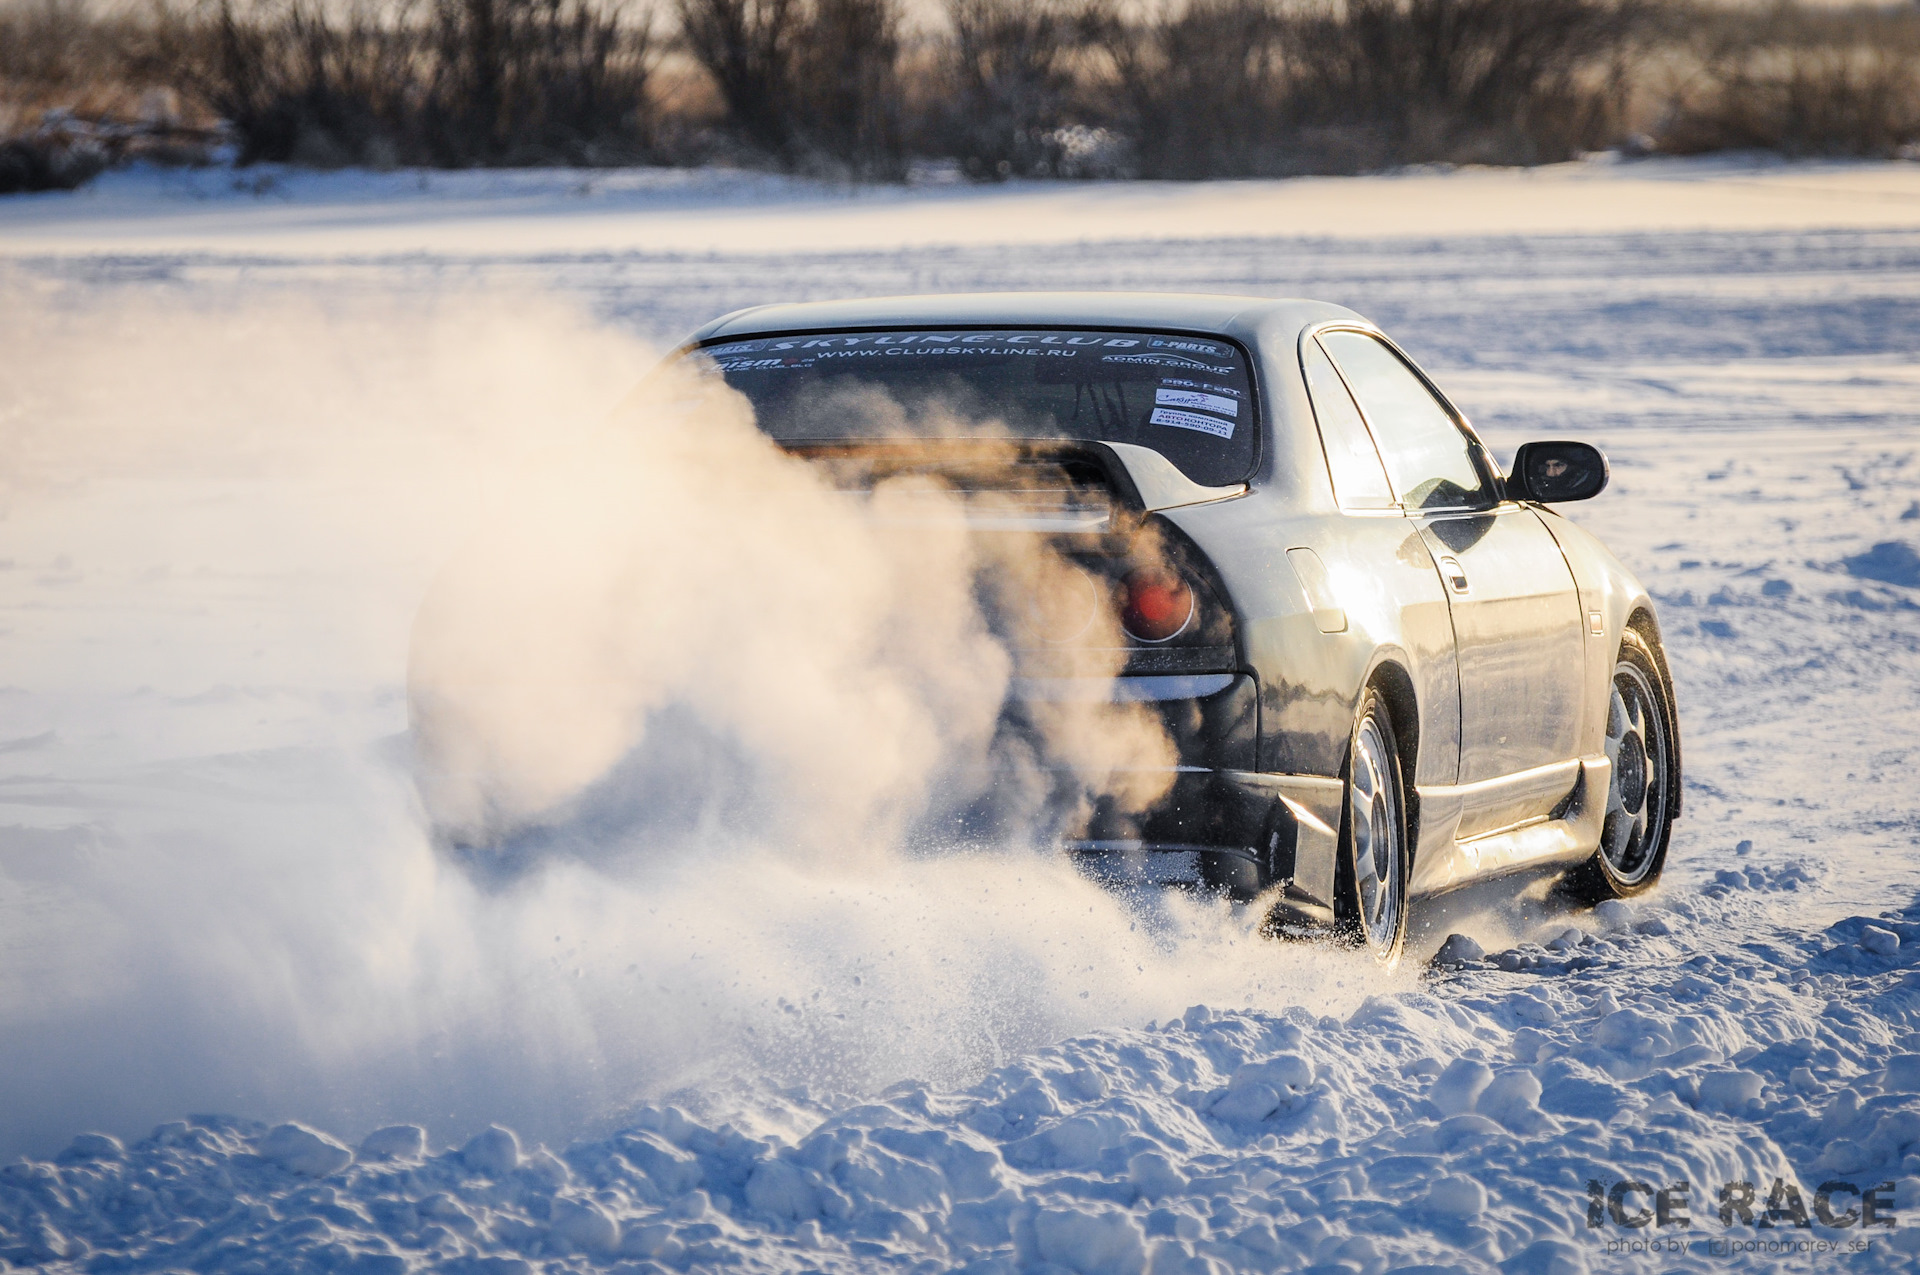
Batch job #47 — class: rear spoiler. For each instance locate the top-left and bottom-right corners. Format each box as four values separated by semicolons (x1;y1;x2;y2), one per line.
1096;442;1248;513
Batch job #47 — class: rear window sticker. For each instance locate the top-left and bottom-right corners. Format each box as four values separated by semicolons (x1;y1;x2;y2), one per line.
1150;407;1236;439
1103;353;1233;374
1148;337;1229;357
1155;387;1239;417
1159;377;1242;399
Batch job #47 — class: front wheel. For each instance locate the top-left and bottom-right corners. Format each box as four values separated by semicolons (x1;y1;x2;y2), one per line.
1338;686;1410;964
1566;628;1678;901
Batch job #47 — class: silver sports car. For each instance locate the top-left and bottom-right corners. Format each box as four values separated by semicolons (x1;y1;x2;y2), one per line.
676;292;1680;961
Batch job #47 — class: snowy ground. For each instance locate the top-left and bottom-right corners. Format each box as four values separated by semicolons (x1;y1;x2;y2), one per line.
2;160;1920;1272
6;153;1920;257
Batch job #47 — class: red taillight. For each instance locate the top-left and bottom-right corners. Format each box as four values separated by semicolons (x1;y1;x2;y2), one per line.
1119;568;1195;643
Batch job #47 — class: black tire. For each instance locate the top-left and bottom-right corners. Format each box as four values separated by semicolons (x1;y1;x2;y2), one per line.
1336;686;1411;964
1565;627;1679;902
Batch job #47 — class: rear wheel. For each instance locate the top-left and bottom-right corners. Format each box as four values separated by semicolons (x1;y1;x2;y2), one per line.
1338;687;1410;964
1566;628;1677;901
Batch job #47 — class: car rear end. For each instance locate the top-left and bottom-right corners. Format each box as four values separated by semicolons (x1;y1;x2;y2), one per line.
692;311;1277;892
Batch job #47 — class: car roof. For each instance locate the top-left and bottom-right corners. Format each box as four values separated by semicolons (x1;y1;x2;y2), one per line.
691;291;1366;345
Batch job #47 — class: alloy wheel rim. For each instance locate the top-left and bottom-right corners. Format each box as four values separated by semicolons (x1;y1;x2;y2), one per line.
1601;661;1669;884
1350;715;1403;952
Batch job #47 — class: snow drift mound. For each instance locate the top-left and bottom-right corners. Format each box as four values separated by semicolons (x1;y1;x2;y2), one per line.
11;888;1920;1272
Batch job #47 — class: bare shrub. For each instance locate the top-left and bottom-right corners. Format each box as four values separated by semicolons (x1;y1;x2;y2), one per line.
675;0;794;154
789;0;904;176
1080;0;1646;177
1656;5;1920;158
927;0;1094;179
0;127;108;193
1285;0;1649;167
422;0;663;164
1097;0;1294;178
677;0;904;175
1;0;141;115
197;1;408;166
187;0;663;168
0;0;224;184
2;2;203;124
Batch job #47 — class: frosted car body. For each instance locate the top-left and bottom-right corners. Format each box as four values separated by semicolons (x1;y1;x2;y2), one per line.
683;292;1681;950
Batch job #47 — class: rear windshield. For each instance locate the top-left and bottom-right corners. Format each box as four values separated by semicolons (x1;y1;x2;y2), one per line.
699;327;1258;487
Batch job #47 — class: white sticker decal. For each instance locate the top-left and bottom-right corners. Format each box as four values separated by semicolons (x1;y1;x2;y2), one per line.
1160;377;1241;398
1155;387;1239;417
1104;353;1229;373
1151;407;1236;439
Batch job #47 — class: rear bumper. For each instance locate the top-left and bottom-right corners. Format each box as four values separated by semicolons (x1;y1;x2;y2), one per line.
1061;768;1340;914
1008;671;1258;771
1006;673;1341;907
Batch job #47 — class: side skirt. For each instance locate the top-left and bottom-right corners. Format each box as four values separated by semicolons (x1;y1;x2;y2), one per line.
1410;756;1611;897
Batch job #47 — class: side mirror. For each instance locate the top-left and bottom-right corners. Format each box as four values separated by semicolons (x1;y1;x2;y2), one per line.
1508;440;1609;503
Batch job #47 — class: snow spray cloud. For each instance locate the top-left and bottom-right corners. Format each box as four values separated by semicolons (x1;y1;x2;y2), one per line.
0;274;1390;1161
404;358;1176;864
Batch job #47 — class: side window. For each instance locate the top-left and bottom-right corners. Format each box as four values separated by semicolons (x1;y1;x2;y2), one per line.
1319;330;1491;512
1301;337;1396;510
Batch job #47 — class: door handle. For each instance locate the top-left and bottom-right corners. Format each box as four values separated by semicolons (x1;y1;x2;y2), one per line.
1439;555;1470;594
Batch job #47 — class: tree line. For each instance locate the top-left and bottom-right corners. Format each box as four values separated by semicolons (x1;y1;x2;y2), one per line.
3;0;1918;192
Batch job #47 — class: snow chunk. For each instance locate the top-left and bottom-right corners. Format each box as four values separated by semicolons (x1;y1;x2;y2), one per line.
1127;1151;1188;1201
1707;861;1819;896
1863;1110;1920;1162
1209;1054;1315;1125
1432;933;1484;965
56;1132;124;1163
1511;1027;1555;1064
357;1124;425;1161
1592;900;1636;933
1821;1090;1866;1139
615;1129;704;1195
745;1158;820;1220
1513;993;1559;1026
1885;1054;1920;1092
548;1198;619;1254
1844;541;1920;588
1862;925;1901;956
256;1122;352;1177
1421;1175;1487;1217
522;1145;571;1189
1506;1239;1587;1275
1011;1112;1133;1168
1817;1139;1874;1175
459;1124;521;1177
1696;1071;1765;1112
1477;1070;1548;1133
1432;1114;1505;1151
1032;1207;1147;1275
1429;1058;1493;1116
621;1223;679;1260
1593;1009;1673;1058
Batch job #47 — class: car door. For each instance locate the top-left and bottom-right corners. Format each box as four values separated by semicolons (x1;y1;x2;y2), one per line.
1317;329;1587;836
1297;334;1461;795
